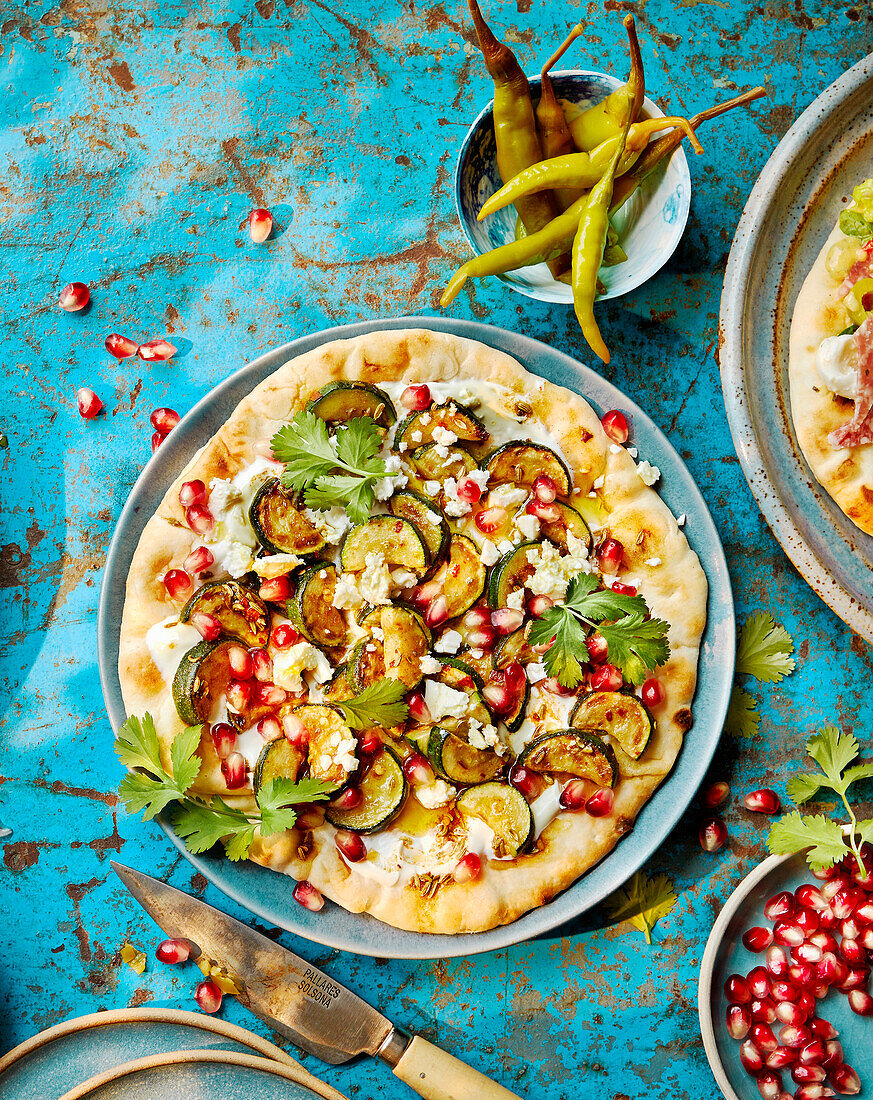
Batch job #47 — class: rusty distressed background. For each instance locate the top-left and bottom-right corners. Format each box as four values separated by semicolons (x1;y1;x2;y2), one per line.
2;1;873;1097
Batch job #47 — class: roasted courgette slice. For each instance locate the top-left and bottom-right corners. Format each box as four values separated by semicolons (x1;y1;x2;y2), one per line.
438;657;484;692
519;729;618;787
485;442;571;495
487;540;539;609
171;639;238;725
456;781;534;858
180;580;270;647
482;668;530;733
294;703;354;787
324;745;407;833
393;400;488;452
389;490;450;563
409;444;478;483
455;646;495;683
382;604;430;688
426;727;503;786
286;562;349;648
253;737;306;795
492;625;538;669
306;381;396;428
569;691;653;760
519;500;592;553
428;534;486;618
348;638;385;693
249;477;325;556
340;515;429;575
323;661;353;702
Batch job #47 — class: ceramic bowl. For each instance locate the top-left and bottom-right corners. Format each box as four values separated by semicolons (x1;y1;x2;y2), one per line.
454;70;691;304
698;846;871;1099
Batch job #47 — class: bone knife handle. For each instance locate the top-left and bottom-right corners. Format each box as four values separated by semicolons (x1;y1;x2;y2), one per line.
391;1035;524;1100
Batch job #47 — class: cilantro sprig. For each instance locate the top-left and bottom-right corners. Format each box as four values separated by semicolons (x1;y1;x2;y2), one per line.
527;573;670;687
271;411;390;523
726;613;796;739
768;726;873;875
335;679;409;730
115;714;334;862
603;870;677;944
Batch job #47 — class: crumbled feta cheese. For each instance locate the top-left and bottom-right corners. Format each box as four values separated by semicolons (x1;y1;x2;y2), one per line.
426;510;442;525
525;534;592;600
251;553;302;578
432;425;458;447
398;442;408;453
467;718;500;751
515;513;540;540
526;662;547;683
411;430;423;443
609;443;623;454
304;506;351;545
416;779;457;809
419;654;443;676
627;446;638;459
489;484;529;508
470;648;484;660
506;589;525;611
479;540;500;567
358;552;392;605
636;460;661;486
319;569;328;579
424;479;441;496
208;477;242;514
593;475;605;490
433;444;451;460
390;567;418;590
273;642;332;693
373;455;408;501
424;680;469;720
435;629;462;654
457;386;480;408
371;626;384;641
419;413;431;426
366;643;377;653
497;538;514;554
333;573;364;610
465;468;490;493
213;540;255;578
644;557;662;567
442;477;473;517
677;513;687;527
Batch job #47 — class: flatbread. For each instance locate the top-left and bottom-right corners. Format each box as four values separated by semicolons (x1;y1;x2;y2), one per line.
119;328;707;934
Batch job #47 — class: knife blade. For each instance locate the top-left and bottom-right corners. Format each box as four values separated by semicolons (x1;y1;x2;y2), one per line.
112;861;525;1100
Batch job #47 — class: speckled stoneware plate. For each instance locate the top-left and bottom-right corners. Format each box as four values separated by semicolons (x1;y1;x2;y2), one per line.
98;316;734;959
698;848;871;1100
720;53;873;641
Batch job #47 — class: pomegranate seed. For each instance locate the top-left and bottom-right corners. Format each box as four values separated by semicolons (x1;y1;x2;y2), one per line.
701;781;730;809
821;1040;843;1069
509;764;538;799
163;568;192;599
641;677;665;707
830;1065;861;1095
227;645;254;679
860;927;873;950
532;474;558;503
195;979;222;1013
816;952;848;986
794;1087;831;1100
358;731;382;755
767;945;790;977
491;607;524;635
156;938;190;964
283;713;308;747
76;387;103;419
257;717;282;742
778;1024;812;1049
403;752;431;786
482;681;512;714
751;997;777;1023
59;281;90;311
150;407;180;436
740;1040;765;1073
256;684;286;707
186;503;215;535
774;920;805;948
221;752;247;789
751;1023;779;1052
766;892;797;922
847;988;873;1015
226;680;252;712
528;595;554;618
601;409;629;443
456;476;483;503
335;829;366;862
796;991;816;1017
610;581;638;596
797;1041;826;1067
725;974;752;1004
260;575;292;603
727;1003;752;1039
837;966;869;991
796;908;820;936
250;648;273;682
332;787;362;811
210;723;237;760
585;787;615;817
138;338;177;361
797;942;824;963
756;1070;782;1099
797;885;828;911
453;852;482;883
590;663;623;691
771;980;799;1002
746;928;775;953
271;623;299;649
765;1046;796;1069
700;816;727;852
474;506;508;534
525;498;561;523
399;383;432;411
749;967;773;999
792;1066;826;1085
831;888;864;921
184;545;214;574
407;691;431;724
293;881;324;912
585;632;609;664
425;595;449;629
745;788;781;815
775;1001;807;1027
559;780;588;811
840;916;862;940
190;611;222;641
468;625;497;651
541;676;576;696
597;538;624;574
151;431;164;454
462;607;491;630
839;938;865;965
248;207;273;243
822;876;852;900
105;333;138;358
179;480;207;508
808;1017;838;1040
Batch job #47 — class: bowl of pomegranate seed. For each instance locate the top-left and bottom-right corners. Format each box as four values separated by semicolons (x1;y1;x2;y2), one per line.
698;839;873;1100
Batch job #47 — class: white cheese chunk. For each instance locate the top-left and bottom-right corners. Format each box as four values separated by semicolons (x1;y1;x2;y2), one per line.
815;333;860;399
479;539;501;566
515;513;540;540
435;629;462;654
489;483;529;508
415;779;457;809
419;654;443;675
304;506;351;545
333;573;364;610
146;617;203;683
251;552;302;578
424;680;470;721
272;642;332;693
358;552;391;605
636;460;661;486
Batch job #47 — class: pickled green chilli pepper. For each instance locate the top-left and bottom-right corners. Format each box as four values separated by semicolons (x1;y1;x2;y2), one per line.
569;15;644;151
535;23;586;211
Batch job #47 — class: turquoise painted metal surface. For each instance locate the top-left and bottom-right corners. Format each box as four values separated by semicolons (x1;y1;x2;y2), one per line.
1;2;872;1098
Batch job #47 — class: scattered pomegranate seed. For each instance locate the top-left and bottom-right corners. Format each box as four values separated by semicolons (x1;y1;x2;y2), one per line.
748;966;773;999
163;568;192;599
195;979;223;1014
221;752;247;789
702;781;730;809
468;625;497;651
821;1040;843;1069
740;1039;764;1073
250;648;272;682
358;730;382;755
796;885;828;912
226;680;252;712
227;645;254;679
190;611;222;641
259;574;292;603
796;908;820;936
179;480;207;508
293;880;324;912
700;816;727;852
332;787;362;811
532;473;558;503
751;1022;779;1052
248;208;273;243
831;1064;861;1094
210;723;237;760
528;595;554;618
150;407;180;436
410;577;442;609
402;752;431;786
597;538;624;575
151;431;164;453
582;632;607;665
184;545;214;574
541;676;576;696
766;892;797;922
725;974;752;1004
156;938;190;964
283;713;308;747
807;1017;838;1041
610;581;638;596
751;996;777;1023
794;1086;831;1100
59;281;90;311
839;938;865;966
138;338;177;361
257;716;282;742
765;1045;796;1069
463;607;491;630
797;1040;826;1067
77;387;103;420
526;498;561;523
774;919;805;947
744;926;773;952
847;989;873;1016
641;677;665;707
186;503;215;535
559;780;588;811
585;787;615;817
456;476;484;503
397;383;432;412
256;683;286;707
745;788;782;815
453;852;482;884
474;506;508;535
779;1023;812;1049
425;594;449;629
491;607;524;635
335;829;366;862
600;408;630;444
590;663;622;691
771;979;799;1003
793;1065;826;1085
727;1003;752;1040
271;623;299;649
407;691;430;724
105;333;138;358
775;1001;807;1028
509;764;538;798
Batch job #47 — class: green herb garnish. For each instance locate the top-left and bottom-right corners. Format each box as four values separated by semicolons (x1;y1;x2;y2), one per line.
603;870;677;944
527;573;670;688
725;613;795;739
271;411;390;523
768;726;873;875
335;679;409;730
115;714;334;861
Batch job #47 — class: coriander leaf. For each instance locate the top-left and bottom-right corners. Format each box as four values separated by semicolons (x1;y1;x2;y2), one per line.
597;613;670;686
306;475;378;524
336;680;410;730
170;724;203;795
843;761;873;789
856;819;873;846
529;605;587;688
565;574;648;621
786;772;826;805
224;826;258;862
735;613;796;683
603;870;677;945
767;811;850;872
114;713;165;776
272;413;337;490
807;726;859;792
118;773;181;820
258;776;335;838
173;797;252;857
725;686;760;740
334;418;384;472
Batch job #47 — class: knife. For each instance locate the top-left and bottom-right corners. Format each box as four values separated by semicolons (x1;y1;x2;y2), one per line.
111;862;524;1100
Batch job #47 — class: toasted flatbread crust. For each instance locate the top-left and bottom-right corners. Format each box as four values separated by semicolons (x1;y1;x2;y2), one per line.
789;223;873;535
119;328;707;934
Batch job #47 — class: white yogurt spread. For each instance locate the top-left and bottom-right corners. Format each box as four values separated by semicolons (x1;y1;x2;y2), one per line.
146;617;203;682
816;333;860;399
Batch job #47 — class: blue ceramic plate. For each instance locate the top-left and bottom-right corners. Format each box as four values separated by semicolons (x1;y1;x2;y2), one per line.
98;316;734;959
699;848;871;1100
454;71;691;304
720;53;873;641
